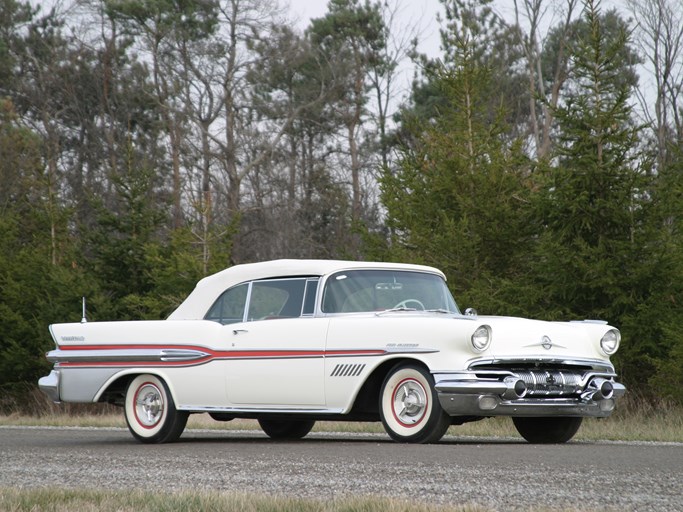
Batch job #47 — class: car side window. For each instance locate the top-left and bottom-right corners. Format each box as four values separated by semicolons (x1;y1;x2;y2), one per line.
247;278;307;321
204;283;248;325
302;278;319;316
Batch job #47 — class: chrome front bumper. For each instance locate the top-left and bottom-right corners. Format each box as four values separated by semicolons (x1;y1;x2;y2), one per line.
434;371;626;418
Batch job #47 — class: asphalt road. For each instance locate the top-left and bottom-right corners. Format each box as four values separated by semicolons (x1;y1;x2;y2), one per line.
1;426;681;511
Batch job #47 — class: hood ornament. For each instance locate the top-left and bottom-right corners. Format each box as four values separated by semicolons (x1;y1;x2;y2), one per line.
524;336;566;351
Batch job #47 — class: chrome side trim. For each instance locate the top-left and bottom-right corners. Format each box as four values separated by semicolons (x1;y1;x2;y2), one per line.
46;346;435;365
46;348;210;364
324;347;438;357
160;349;211;362
177;405;345;414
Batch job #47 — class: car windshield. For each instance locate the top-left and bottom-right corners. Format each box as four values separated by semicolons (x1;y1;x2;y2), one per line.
321;270;459;314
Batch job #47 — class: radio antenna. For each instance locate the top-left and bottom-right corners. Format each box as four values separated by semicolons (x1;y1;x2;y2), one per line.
81;297;88;324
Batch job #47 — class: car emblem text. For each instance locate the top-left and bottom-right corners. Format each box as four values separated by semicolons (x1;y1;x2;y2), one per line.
61;336;85;342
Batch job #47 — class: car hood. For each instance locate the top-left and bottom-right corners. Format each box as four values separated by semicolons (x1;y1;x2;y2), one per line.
477;315;611;362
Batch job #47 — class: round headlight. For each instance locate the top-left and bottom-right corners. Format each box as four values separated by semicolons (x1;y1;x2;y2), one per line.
471;325;492;352
600;329;621;355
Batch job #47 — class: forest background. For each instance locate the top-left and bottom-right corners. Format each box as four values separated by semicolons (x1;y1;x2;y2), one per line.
1;0;682;406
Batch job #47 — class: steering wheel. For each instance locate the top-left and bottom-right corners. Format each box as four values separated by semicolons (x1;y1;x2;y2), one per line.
393;299;425;311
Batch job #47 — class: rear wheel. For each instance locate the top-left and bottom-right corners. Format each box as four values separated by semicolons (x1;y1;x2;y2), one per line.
258;419;315;440
512;416;583;444
124;374;188;444
379;364;450;443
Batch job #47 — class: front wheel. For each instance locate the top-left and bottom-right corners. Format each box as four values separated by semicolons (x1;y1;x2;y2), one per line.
258;419;315;440
124;374;188;444
512;416;583;444
379;364;451;443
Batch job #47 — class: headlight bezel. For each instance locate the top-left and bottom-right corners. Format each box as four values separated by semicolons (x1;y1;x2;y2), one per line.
471;324;492;352
600;328;621;355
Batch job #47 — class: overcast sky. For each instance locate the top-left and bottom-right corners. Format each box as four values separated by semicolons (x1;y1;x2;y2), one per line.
286;0;445;108
287;0;444;59
284;0;647;110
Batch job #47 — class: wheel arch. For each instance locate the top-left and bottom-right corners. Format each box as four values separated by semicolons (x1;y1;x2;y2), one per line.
95;369;177;406
349;357;430;417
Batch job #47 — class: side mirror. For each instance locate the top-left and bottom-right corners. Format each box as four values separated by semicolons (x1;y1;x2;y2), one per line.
464;307;478;317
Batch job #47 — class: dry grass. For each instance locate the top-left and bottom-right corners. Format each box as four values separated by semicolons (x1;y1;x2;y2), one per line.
0;487;598;512
0;488;485;512
574;392;683;442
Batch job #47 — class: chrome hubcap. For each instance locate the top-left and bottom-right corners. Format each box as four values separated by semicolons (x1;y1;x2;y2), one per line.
135;384;164;427
393;380;427;425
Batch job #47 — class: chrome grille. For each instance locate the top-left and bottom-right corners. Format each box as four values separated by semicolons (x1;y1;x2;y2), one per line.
512;370;582;396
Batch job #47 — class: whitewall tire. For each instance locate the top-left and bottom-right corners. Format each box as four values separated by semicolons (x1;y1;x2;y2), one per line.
124;374;188;444
379;364;450;443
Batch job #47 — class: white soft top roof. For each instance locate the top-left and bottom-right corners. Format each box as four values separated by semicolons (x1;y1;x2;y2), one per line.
167;259;444;320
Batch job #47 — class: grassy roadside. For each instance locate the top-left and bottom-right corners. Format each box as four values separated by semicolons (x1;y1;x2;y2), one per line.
0;489;475;512
2;393;682;443
0;488;594;512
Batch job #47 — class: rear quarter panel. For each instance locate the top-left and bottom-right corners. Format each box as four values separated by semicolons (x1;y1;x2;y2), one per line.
50;320;228;406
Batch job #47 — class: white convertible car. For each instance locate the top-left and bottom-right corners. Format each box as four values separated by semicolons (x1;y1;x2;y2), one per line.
39;259;625;444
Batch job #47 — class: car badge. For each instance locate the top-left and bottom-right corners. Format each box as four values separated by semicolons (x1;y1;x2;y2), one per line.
541;335;553;350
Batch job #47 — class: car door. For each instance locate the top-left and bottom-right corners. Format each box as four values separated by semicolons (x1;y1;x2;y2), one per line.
217;278;328;407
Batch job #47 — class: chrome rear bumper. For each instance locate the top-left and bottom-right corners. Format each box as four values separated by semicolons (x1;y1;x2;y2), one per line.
38;370;61;403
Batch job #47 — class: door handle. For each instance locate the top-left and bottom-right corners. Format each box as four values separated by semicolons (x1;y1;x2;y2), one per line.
232;329;248;335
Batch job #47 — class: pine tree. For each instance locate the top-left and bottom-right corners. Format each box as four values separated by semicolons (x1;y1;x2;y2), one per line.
381;34;533;314
533;0;648;318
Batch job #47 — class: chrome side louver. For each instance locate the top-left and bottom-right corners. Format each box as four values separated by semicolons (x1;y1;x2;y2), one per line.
330;363;366;377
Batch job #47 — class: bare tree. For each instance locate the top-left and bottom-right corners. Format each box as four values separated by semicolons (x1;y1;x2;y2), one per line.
209;1;337;261
102;0;203;229
513;0;580;159
13;2;75;265
308;0;390;257
165;0;336;264
627;0;683;169
368;0;421;170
